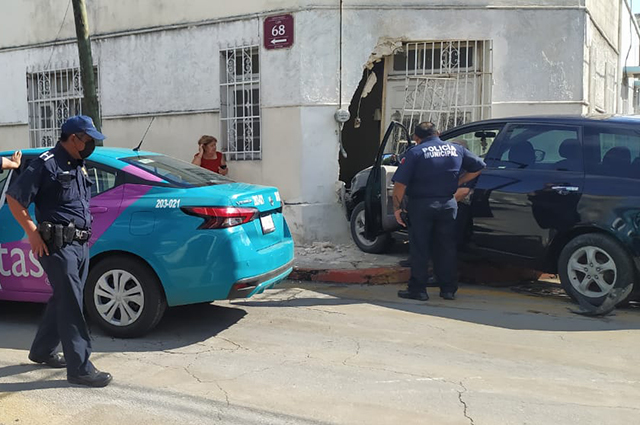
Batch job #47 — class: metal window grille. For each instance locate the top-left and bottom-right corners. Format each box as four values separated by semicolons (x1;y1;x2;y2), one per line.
220;45;261;161
391;40;492;133
26;65;100;148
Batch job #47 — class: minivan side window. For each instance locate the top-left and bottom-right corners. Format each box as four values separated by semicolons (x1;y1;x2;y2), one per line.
490;124;582;172
441;126;504;158
583;126;640;179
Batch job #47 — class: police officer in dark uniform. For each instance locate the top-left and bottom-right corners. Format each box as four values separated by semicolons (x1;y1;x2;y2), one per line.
7;115;112;387
392;122;485;301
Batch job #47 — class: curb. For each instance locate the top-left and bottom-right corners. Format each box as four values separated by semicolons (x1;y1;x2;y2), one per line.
290;264;550;285
290;267;410;285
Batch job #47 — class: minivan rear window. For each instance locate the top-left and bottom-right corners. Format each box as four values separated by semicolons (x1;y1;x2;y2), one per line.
123;155;232;187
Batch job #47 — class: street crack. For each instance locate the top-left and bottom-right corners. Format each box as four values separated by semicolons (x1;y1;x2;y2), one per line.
215;381;230;407
342;339;361;366
457;381;474;425
217;337;250;351
306;307;347;316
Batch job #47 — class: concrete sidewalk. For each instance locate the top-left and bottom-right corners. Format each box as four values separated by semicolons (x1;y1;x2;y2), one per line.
290;241;547;285
291;241;411;284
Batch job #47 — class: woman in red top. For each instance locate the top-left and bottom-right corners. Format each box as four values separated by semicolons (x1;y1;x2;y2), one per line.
192;135;228;176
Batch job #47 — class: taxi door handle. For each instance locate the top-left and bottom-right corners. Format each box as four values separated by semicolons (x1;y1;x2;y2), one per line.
90;206;108;214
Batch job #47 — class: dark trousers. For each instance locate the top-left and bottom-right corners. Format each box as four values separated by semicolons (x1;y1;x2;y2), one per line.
408;197;458;294
30;241;94;377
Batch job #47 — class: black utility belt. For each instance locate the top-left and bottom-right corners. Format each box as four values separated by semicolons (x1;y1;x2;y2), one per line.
37;222;92;247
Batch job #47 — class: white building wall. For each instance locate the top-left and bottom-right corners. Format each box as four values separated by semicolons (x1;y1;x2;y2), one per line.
0;0;585;49
618;1;640;114
340;8;587;118
586;20;620;114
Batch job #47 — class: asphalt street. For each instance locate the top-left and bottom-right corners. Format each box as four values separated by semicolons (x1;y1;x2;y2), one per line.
1;281;639;425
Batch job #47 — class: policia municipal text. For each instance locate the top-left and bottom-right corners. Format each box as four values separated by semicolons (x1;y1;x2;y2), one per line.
392;122;486;301
7;115;112;387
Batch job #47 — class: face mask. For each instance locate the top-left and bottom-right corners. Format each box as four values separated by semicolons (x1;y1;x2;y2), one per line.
79;139;96;159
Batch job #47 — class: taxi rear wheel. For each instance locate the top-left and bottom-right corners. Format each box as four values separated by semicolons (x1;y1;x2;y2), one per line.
84;256;167;338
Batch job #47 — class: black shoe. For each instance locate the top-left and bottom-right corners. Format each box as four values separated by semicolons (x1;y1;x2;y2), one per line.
29;352;66;369
439;292;456;300
397;289;429;301
68;370;113;388
399;259;411;268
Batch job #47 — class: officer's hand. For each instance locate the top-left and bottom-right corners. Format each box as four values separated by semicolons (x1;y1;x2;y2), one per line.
28;230;49;257
11;150;21;167
394;209;406;227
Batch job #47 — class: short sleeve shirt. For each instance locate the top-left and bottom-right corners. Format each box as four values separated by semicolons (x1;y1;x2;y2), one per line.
392;136;486;199
200;152;224;173
7;143;93;229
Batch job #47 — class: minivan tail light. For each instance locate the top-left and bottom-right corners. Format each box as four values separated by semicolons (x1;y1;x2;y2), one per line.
181;206;259;229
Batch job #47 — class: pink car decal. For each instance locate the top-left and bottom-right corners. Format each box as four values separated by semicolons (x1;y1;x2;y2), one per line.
0;184;152;302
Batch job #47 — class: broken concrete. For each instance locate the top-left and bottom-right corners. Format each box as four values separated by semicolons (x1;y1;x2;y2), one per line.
363;37;405;70
292;240;545;285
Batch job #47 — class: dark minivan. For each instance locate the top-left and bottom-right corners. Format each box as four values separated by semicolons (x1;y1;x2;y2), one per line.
344;115;640;305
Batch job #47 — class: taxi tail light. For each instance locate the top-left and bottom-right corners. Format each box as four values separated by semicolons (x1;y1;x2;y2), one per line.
181;206;259;229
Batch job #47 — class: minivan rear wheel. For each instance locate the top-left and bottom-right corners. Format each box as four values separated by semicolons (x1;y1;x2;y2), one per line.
558;233;635;306
350;202;392;254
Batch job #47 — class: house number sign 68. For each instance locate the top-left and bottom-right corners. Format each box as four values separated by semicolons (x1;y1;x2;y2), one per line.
264;14;294;50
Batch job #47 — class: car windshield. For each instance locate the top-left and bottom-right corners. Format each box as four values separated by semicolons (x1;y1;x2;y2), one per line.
123;155;233;187
384;125;412;156
381;123;412;165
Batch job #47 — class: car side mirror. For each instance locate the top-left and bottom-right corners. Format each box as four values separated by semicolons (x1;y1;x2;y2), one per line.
474;131;497;138
382;153;398;166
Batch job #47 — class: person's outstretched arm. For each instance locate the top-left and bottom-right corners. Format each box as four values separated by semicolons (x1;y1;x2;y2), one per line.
2;151;22;169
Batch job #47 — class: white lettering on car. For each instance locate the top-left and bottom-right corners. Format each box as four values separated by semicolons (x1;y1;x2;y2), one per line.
11;248;28;277
0;246;10;277
29;251;44;278
155;199;181;209
0;244;45;278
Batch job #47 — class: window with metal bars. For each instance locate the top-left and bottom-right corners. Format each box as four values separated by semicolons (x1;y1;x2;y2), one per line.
26;66;100;148
220;45;261;161
389;40;492;133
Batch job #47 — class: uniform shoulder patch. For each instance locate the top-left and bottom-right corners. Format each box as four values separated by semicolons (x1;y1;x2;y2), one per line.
39;150;55;161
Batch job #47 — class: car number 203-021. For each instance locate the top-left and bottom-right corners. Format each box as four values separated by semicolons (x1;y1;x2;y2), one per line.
260;214;276;234
155;199;181;209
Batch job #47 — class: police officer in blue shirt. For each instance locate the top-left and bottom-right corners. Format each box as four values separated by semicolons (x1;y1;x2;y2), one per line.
392;122;485;301
6;115;112;387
